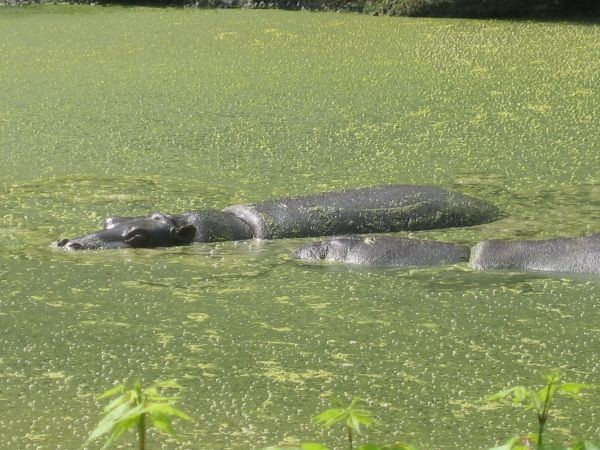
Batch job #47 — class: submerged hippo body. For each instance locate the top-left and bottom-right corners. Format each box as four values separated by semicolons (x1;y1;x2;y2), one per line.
469;234;600;275
57;185;501;250
293;235;470;267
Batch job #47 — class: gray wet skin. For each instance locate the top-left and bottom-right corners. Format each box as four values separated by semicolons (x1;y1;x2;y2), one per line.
56;211;253;251
56;213;197;251
293;235;470;267
469;234;600;275
56;185;501;250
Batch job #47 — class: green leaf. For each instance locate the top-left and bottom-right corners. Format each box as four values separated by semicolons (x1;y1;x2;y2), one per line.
353;409;376;425
486;387;522;403
558;383;590;398
144;387;160;398
314;399;374;435
145;394;179;403
86;402;133;443
348;413;363;434
103;393;131;413
93;408;144;450
488;435;535;450
542;369;563;384
153;379;183;389
150;412;176;435
486;386;540;412
146;402;193;421
511;386;532;405
109;412;143;441
529;389;545;412
86;379;192;450
97;384;126;401
314;408;345;427
111;403;146;426
98;433;119;450
301;444;330;450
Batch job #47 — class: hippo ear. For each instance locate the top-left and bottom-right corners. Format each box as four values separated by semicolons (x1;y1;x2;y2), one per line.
171;224;196;244
104;218;117;230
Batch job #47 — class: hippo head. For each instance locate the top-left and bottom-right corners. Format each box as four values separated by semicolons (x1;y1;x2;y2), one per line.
292;235;363;261
56;213;196;250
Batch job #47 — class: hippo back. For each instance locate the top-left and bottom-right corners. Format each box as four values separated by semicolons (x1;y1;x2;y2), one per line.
294;235;470;267
226;185;500;240
470;234;600;274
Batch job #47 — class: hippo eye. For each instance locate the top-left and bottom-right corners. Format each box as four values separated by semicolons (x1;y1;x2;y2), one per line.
124;229;149;247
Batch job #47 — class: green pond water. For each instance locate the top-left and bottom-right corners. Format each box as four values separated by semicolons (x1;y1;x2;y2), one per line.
1;5;599;449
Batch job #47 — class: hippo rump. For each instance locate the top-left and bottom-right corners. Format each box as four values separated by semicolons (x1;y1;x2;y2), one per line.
293;235;470;267
469;234;600;275
56;185;501;250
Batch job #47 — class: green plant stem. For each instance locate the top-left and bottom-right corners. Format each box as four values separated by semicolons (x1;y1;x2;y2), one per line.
138;413;146;450
537;377;555;450
537;418;545;450
347;426;353;450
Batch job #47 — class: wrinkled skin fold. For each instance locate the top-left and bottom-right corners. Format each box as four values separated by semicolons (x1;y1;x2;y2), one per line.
56;185;501;250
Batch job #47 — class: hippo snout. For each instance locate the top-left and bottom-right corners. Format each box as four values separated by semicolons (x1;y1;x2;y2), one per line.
55;239;84;251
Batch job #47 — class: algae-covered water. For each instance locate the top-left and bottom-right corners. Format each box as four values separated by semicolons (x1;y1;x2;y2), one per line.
1;6;599;449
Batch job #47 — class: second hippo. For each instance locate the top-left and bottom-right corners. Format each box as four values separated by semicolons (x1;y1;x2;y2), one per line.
293;235;470;267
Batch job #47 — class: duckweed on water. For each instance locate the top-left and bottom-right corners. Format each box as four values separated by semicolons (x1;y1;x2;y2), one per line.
0;5;599;449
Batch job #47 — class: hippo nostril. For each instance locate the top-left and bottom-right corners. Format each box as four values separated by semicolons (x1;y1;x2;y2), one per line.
65;242;84;251
56;238;69;247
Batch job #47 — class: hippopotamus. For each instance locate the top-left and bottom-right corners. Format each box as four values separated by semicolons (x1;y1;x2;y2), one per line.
293;235;470;266
469;234;600;275
56;185;501;250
